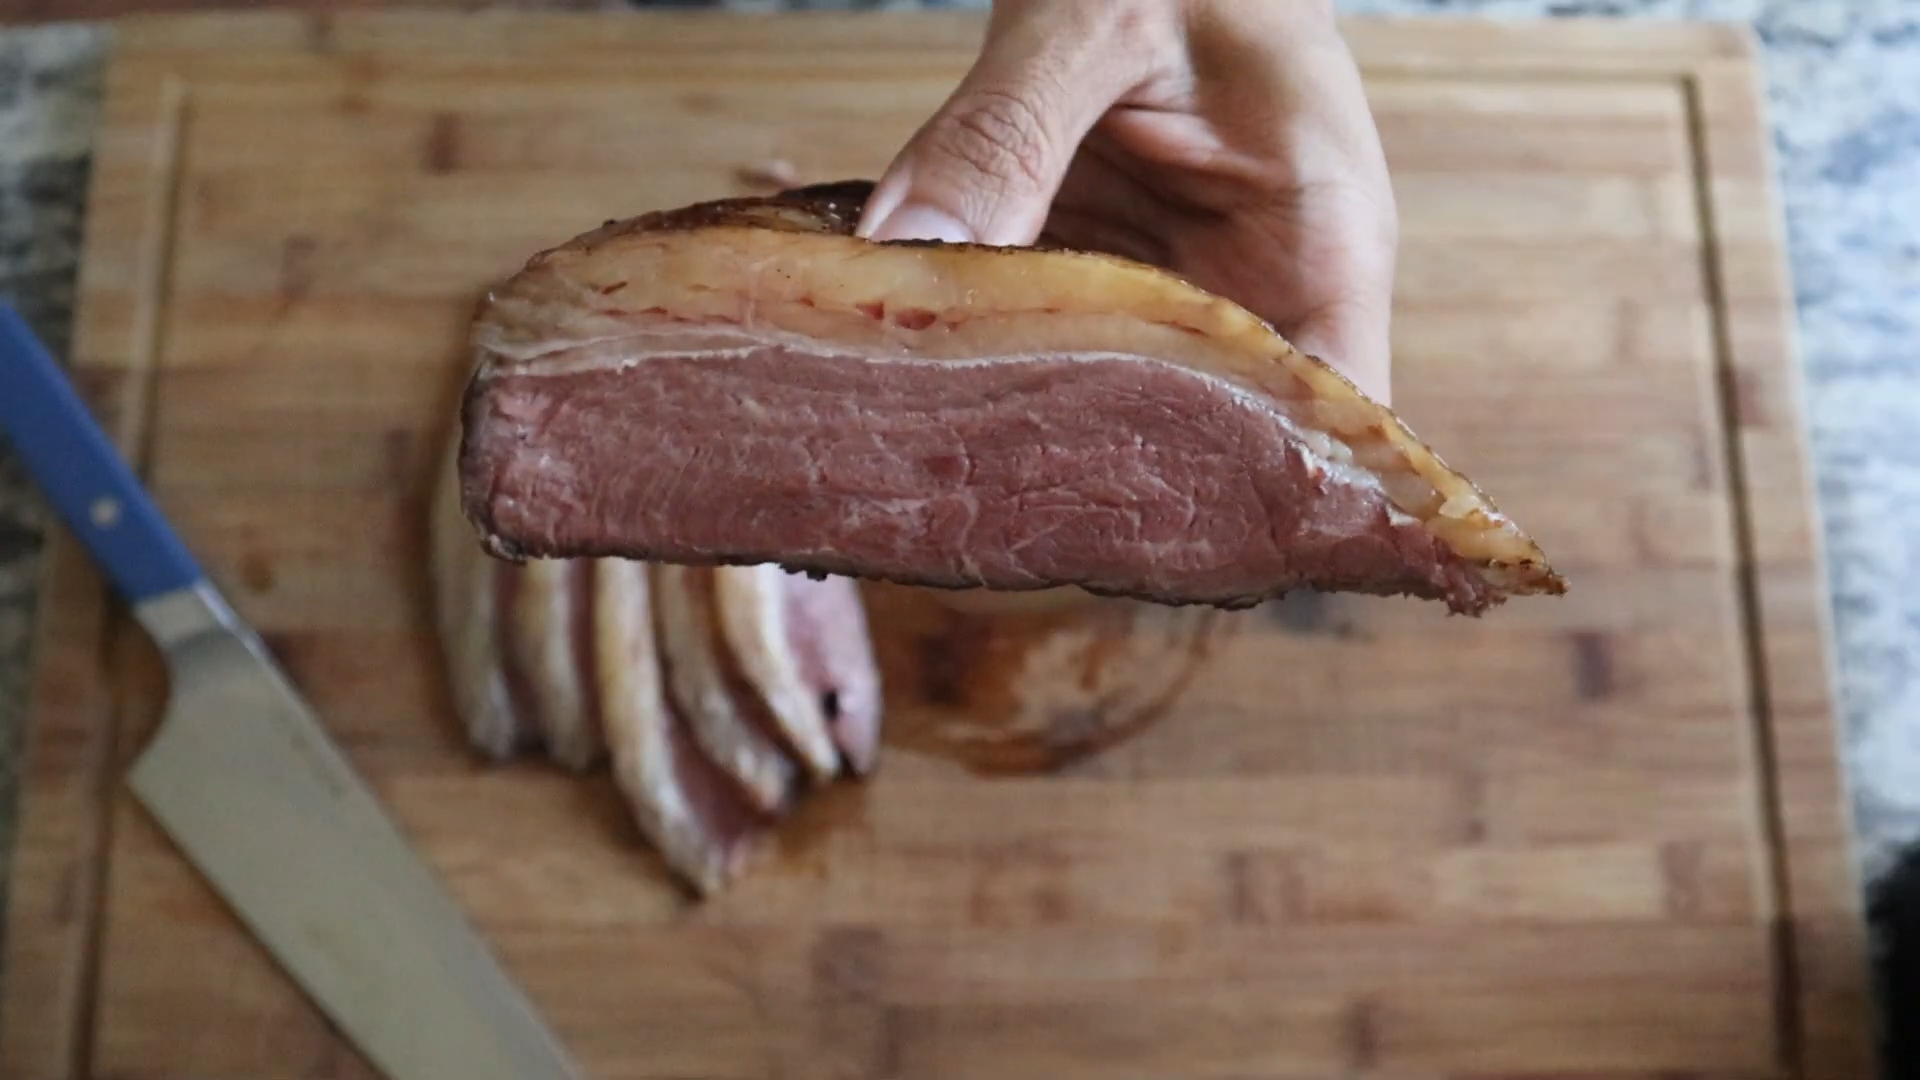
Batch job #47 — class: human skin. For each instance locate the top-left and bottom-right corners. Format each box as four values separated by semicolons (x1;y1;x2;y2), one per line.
858;0;1399;404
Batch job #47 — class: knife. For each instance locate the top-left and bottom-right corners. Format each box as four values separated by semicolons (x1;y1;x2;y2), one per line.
0;303;585;1080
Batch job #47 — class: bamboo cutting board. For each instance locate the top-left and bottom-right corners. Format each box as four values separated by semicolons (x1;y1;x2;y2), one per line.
0;11;1874;1080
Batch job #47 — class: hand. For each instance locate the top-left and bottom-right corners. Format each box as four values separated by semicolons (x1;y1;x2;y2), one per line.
857;0;1398;403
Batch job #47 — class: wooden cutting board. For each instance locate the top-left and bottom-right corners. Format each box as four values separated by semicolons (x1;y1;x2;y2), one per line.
0;10;1874;1079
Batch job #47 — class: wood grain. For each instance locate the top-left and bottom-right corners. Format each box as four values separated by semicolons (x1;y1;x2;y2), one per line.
0;11;1871;1080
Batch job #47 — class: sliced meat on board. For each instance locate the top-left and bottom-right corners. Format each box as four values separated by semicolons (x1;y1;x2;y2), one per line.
430;444;536;761
503;558;605;772
458;181;1566;617
774;568;883;776
715;563;882;780
593;558;770;896
427;436;883;896
651;563;803;814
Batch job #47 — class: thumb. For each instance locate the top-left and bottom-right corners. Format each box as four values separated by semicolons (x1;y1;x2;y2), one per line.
859;11;1151;247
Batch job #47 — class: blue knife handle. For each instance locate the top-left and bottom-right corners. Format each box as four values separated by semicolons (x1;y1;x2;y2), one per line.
0;303;202;603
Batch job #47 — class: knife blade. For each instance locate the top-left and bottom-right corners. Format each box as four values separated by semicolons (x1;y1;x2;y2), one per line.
0;302;585;1080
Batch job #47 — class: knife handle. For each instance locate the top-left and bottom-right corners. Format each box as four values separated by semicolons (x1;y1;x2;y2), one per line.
0;302;203;603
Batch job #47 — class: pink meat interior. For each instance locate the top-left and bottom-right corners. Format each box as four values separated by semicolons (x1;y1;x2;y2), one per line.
467;346;1486;609
781;571;881;774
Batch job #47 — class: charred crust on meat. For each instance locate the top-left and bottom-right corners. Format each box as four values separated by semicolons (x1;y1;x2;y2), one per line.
547;180;878;258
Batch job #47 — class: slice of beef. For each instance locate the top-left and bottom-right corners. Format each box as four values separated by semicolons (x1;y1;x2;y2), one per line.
593;557;769;896
711;564;845;782
650;563;800;814
778;571;883;776
506;558;605;772
431;442;536;760
457;181;1565;616
714;565;884;780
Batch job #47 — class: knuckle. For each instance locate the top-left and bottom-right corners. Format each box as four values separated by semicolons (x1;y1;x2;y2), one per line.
930;88;1057;194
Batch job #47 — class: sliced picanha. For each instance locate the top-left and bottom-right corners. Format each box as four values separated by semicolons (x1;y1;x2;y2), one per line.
459;181;1565;616
594;558;769;895
651;563;799;814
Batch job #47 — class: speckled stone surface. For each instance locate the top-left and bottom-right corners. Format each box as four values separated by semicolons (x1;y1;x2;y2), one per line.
0;17;102;934
1;0;1916;1061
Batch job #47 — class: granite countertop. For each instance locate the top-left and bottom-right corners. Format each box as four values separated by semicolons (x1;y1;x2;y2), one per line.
2;0;1917;1063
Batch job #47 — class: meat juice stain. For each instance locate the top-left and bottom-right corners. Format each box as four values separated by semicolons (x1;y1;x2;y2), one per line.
914;617;990;706
1074;622;1127;692
1048;604;1224;771
865;584;1220;777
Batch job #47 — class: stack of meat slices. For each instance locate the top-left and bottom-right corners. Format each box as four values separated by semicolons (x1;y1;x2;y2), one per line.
429;444;881;896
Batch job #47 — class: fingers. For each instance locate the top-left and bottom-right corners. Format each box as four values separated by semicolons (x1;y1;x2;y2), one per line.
1183;4;1399;402
1043;142;1175;263
1278;163;1398;405
859;1;1166;247
1288;293;1395;406
1258;177;1398;406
